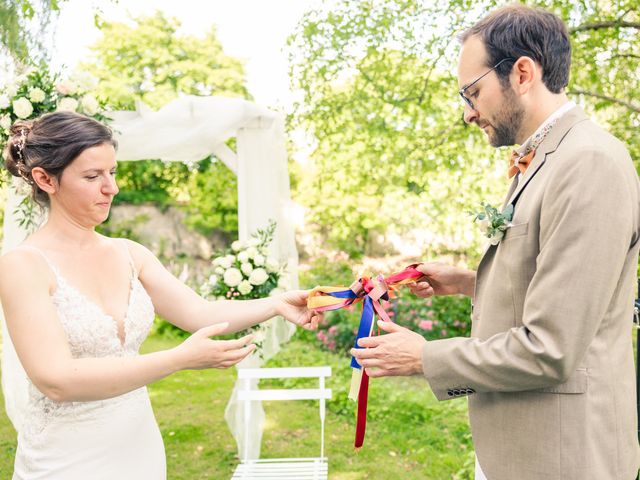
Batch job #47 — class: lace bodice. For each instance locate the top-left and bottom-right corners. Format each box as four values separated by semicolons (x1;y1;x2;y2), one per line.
19;244;155;439
49;264;154;358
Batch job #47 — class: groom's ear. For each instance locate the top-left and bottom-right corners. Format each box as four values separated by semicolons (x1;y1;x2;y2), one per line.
511;56;538;95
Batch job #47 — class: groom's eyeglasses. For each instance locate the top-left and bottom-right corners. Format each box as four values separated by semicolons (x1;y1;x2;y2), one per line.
458;57;515;110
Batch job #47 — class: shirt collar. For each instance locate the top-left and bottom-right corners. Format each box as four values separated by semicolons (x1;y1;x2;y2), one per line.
515;101;576;156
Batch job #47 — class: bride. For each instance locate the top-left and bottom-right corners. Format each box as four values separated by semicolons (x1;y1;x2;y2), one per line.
0;111;321;479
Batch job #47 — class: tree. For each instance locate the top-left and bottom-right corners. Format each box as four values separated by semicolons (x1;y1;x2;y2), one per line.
83;11;249;110
0;0;63;62
80;11;250;235
287;0;640;259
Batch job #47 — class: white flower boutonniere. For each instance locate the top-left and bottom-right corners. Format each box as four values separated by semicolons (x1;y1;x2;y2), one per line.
471;203;514;245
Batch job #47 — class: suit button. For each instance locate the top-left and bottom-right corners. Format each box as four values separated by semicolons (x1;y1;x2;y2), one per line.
467;388;475;394
452;389;460;396
447;390;454;396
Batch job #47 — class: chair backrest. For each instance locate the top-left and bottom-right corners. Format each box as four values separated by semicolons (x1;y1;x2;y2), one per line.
237;367;332;462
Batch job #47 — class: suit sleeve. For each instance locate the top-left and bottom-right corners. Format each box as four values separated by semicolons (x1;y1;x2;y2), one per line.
422;146;636;400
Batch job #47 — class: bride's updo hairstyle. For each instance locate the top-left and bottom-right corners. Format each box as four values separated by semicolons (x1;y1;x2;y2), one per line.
3;111;116;207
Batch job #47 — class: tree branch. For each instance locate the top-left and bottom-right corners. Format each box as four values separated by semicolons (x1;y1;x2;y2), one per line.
571;20;640;33
568;88;640;113
610;53;640;61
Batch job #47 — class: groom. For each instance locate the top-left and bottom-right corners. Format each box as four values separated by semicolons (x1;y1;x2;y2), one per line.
352;4;640;480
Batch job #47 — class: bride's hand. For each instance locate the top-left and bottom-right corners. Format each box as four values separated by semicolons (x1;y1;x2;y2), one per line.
172;322;256;370
274;290;323;330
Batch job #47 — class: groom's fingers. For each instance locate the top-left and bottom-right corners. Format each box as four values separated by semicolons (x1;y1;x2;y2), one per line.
357;358;383;368
350;347;378;359
364;367;391;378
357;336;382;348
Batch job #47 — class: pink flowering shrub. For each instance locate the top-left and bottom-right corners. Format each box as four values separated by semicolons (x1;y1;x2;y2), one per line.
392;288;471;341
298;256;472;354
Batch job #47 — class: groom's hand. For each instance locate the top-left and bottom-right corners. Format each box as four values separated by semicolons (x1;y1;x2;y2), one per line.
408;262;476;298
351;320;426;378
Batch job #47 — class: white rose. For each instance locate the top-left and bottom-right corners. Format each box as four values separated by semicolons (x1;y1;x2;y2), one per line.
0;114;11;130
237;251;249;263
238;280;253;295
265;257;280;273
246;246;258;259
214;266;224;275
0;95;10;109
231;240;244;252
218;255;234;269
80;94;99;115
223;268;243;287
57;97;79;112
240;262;253;276
253;254;265;266
12;97;33;119
207;274;218;287
28;87;45;103
56;81;73;95
249;268;268;286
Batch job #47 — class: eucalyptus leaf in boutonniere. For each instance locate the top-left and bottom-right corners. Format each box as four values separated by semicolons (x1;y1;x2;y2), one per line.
470;203;514;245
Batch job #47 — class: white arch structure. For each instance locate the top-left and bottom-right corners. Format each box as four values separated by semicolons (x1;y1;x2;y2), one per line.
0;95;298;460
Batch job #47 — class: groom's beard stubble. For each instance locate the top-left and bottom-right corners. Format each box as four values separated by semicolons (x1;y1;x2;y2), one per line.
486;88;525;148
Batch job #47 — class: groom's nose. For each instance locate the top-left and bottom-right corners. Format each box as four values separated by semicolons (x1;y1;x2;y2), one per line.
463;103;479;124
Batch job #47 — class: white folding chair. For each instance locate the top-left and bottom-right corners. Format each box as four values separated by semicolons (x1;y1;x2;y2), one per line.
231;366;332;480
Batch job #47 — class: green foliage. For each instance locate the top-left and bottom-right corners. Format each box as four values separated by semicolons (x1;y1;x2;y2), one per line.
182;158;238;235
393;288;471;340
82;11;249;110
80;11;248;235
298;255;471;355
0;0;63;62
287;0;640;260
111;160;191;208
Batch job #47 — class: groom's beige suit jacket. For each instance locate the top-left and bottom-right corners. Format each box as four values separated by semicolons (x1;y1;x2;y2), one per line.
422;106;640;480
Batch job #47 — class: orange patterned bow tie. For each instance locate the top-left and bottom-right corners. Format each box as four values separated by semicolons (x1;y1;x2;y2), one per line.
508;149;535;179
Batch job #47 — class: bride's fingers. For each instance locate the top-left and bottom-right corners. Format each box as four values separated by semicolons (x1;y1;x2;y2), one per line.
219;334;254;351
221;344;256;367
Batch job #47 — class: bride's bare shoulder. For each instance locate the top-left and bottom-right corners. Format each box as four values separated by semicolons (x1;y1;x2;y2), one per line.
0;247;55;293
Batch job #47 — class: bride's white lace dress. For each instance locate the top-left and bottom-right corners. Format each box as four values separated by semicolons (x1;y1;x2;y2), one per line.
12;245;165;480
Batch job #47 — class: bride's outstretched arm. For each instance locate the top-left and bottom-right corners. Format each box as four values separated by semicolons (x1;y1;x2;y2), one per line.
129;240;322;334
0;250;255;402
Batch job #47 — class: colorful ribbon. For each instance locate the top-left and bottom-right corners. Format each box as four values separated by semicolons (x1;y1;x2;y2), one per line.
307;264;424;448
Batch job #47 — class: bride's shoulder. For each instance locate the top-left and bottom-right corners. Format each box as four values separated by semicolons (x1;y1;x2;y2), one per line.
0;246;54;292
106;236;156;270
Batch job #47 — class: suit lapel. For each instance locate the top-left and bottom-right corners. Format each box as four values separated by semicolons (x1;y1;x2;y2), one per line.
506;106;589;207
475;106;589;289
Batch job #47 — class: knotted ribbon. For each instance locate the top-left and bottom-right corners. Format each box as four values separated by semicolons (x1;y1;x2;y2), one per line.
307;264;425;448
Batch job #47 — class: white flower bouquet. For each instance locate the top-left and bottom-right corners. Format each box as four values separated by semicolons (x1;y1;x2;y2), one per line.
200;221;288;356
0;64;107;155
201;221;287;302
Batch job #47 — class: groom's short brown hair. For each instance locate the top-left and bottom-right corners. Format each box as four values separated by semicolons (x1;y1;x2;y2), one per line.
460;4;571;93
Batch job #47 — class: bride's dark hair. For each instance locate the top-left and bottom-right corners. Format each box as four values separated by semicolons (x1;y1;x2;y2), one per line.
3;111;117;207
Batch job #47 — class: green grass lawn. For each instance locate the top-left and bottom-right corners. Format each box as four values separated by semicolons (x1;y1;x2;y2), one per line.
0;332;476;479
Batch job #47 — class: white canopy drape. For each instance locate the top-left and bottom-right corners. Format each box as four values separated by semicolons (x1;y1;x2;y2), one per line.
0;95;297;460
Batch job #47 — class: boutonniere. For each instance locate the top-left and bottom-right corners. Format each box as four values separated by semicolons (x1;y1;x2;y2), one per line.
471;203;514;245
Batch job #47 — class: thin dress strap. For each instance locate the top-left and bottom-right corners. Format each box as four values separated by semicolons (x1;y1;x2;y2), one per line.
118;239;137;280
12;244;60;276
